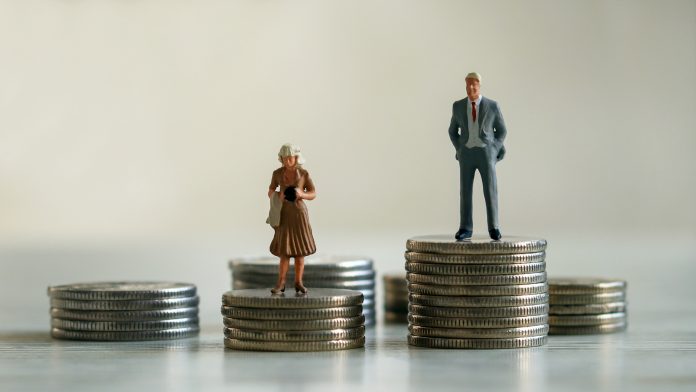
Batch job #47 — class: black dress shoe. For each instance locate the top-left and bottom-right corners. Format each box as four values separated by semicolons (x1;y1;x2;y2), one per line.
455;229;472;241
489;228;502;240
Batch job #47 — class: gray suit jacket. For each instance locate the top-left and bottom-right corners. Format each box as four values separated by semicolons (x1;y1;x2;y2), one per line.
448;96;507;161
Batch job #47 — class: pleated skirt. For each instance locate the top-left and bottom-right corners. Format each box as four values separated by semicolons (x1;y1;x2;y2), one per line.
270;200;316;257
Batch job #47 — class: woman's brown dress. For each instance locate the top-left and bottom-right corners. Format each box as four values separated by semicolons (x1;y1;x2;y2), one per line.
269;167;317;257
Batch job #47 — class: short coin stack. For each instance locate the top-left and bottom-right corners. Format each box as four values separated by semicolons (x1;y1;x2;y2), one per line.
221;288;366;351
548;278;627;335
229;255;376;325
405;235;549;349
383;274;408;323
48;282;200;341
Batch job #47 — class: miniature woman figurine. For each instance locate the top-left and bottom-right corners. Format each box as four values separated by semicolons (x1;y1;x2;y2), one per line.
267;143;317;294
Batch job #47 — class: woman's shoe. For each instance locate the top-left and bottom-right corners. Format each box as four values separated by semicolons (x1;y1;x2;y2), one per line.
295;283;308;294
271;283;286;294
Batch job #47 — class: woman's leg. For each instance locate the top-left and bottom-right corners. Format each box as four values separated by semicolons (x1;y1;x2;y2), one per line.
271;256;290;293
294;256;307;293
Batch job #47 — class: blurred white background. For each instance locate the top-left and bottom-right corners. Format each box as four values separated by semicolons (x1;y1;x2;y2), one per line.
1;0;694;327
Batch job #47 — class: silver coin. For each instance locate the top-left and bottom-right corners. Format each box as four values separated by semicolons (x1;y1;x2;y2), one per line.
409;324;549;339
233;269;376;281
223;315;365;331
408;313;549;329
407;283;548;296
50;307;199;321
221;288;363;308
549;292;625;305
224;336;365;352
407;335;547;349
406;261;546;276
47;282;196;300
549;278;627;294
548;312;627;326
224;326;365;341
51;317;199;331
409;293;549;308
408;303;549;318
51;326;199;341
220;305;363;320
548;322;627;335
549;302;627;315
50;296;200;311
406;235;547;255
384;311;408;323
406;251;546;264
232;279;376;292
407;272;547;286
229;255;373;272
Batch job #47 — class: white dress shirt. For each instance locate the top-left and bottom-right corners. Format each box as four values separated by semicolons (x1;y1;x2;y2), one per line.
465;95;486;148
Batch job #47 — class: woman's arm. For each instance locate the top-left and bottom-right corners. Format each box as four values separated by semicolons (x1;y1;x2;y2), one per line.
297;172;316;201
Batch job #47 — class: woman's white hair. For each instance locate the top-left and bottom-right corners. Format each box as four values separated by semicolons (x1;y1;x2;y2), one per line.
277;143;305;166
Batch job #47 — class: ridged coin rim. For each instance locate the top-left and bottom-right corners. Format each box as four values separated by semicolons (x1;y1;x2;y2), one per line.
549;292;625;305
407;282;548;296
223;326;365;341
220;305;363;320
228;255;373;271
221;289;363;309
408;313;549;329
548;302;627;315
407;272;547;286
548;312;627;326
407;335;547;349
548;278;627;294
47;282;196;300
409;324;549;339
50;307;199;321
231;280;375;292
406;251;546;264
406;236;547;255
51;317;199;331
50;296;200;311
51;326;200;341
406;261;546;276
224;336;365;351
409;293;549;308
408;303;549;318
223;315;365;331
548;322;627;335
232;270;376;280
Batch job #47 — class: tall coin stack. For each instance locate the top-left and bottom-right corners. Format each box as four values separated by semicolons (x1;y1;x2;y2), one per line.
405;235;549;349
221;288;366;351
48;282;200;341
229;255;376;325
383;274;408;323
548;278;627;335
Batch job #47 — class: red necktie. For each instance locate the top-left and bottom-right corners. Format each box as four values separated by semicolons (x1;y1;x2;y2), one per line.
471;101;477;122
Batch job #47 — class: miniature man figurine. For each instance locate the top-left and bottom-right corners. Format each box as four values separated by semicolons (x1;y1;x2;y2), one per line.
448;72;507;241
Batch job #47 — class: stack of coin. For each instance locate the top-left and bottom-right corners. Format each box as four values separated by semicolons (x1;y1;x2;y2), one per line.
48;282;200;341
405;235;549;349
229;255;376;325
548;278;627;335
221;288;366;351
383;274;408;323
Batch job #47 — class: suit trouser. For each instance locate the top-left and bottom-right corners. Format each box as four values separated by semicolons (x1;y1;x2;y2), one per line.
459;146;499;231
